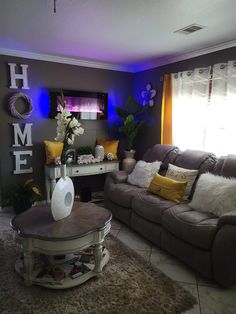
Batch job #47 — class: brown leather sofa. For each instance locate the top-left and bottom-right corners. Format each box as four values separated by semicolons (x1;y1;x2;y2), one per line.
104;144;236;287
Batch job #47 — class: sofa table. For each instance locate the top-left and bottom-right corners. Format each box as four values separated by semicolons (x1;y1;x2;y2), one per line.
45;160;119;203
11;202;112;289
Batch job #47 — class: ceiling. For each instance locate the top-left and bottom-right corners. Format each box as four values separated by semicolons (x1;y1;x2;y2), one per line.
1;0;236;72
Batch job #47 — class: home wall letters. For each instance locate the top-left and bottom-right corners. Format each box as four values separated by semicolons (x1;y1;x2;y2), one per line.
8;63;29;89
12;123;33;174
8;63;33;174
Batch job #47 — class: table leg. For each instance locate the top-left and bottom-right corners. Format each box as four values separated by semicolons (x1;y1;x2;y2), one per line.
45;176;51;203
24;251;34;286
51;179;57;197
94;243;103;274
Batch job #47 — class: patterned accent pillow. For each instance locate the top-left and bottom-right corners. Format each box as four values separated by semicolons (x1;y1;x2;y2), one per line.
189;173;236;217
166;164;198;200
127;160;162;188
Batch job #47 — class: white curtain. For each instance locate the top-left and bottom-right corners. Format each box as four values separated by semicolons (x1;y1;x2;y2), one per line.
172;67;211;151
204;61;236;156
171;61;236;156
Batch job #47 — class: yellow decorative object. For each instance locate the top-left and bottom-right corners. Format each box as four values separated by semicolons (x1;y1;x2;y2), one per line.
96;138;119;159
44;140;63;164
147;173;187;203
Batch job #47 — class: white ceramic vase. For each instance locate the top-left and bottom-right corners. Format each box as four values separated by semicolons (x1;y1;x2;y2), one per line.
122;150;136;173
51;164;74;221
95;145;105;161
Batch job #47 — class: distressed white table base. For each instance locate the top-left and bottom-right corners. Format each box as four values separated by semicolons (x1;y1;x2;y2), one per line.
45;161;119;203
14;222;111;289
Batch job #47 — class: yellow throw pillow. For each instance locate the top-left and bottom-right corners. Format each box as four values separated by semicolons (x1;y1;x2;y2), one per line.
147;173;187;204
96;138;119;159
44;140;63;164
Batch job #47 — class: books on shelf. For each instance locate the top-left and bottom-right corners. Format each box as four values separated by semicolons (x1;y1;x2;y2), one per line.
69;261;91;279
32;252;94;284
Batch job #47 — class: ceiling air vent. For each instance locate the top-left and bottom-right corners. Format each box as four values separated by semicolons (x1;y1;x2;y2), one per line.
174;24;205;35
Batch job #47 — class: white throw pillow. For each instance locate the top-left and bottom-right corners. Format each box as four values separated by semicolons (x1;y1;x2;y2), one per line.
166;164;198;200
189;172;236;217
127;160;162;188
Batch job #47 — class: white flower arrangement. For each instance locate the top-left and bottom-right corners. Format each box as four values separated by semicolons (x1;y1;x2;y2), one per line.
55;104;84;164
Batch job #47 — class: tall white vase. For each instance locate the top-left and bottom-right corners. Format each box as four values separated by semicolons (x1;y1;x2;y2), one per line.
51;164;74;221
95;145;105;161
122;150;136;173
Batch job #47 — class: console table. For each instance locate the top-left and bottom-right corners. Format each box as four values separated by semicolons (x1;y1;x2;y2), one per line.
45;160;119;203
11;202;112;289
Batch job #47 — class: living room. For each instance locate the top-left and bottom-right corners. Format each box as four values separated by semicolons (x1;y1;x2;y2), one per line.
1;1;236;313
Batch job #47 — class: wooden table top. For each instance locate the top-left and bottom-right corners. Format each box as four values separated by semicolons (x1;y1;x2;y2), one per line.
11;202;112;241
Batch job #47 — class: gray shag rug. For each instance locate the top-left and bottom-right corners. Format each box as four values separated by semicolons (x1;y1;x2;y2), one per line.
0;230;196;314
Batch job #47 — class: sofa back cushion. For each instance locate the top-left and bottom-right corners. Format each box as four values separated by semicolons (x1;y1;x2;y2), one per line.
213;154;236;178
143;144;179;165
173;150;217;174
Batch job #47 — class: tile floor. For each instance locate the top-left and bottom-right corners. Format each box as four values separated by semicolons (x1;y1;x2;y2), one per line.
1;209;236;314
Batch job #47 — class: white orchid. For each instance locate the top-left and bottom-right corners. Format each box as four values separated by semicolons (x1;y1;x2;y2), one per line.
55;105;84;163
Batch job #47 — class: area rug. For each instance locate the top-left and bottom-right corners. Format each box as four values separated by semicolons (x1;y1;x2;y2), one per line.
0;230;196;314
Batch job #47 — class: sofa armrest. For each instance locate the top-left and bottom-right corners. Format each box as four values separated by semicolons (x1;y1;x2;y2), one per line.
110;170;129;183
218;212;236;228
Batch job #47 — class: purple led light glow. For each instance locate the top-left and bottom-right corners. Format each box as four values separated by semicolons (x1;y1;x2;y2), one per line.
57;96;103;113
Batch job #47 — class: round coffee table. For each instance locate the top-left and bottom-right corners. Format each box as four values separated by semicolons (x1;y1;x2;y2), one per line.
11;202;112;289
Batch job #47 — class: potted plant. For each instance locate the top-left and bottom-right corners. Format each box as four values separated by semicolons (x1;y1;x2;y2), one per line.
2;179;41;215
115;96;145;172
115;96;145;151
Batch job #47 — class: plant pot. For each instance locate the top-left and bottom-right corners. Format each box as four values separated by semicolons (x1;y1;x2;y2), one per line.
122;150;136;173
13;200;32;215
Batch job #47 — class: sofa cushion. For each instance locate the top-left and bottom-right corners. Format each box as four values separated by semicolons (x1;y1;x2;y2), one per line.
162;204;219;250
132;190;176;224
189;172;236;217
173;150;217;174
127;160;162;188
147;173;187;204
108;182;145;208
143;144;179;165
111;170;128;183
213;154;236;178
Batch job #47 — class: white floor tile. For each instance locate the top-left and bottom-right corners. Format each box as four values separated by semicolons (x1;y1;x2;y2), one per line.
179;283;201;314
109;229;120;238
150;248;197;284
111;218;122;230
198;285;236;314
196;273;219;288
134;249;150;262
117;226;152;251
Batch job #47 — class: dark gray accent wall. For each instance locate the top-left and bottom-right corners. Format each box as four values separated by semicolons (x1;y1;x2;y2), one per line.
0;55;133;200
1;46;236;203
133;47;236;159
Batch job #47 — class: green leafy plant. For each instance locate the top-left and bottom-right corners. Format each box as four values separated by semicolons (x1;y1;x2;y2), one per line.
3;179;41;214
77;146;93;155
115;96;145;151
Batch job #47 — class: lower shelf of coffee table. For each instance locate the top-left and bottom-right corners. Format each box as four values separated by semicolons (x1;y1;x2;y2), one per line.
15;249;109;289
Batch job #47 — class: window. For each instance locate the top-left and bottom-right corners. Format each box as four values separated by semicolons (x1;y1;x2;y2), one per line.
171;61;236;156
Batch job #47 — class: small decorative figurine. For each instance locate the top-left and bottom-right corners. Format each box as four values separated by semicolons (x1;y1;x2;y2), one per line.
54;156;61;165
106;152;114;161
